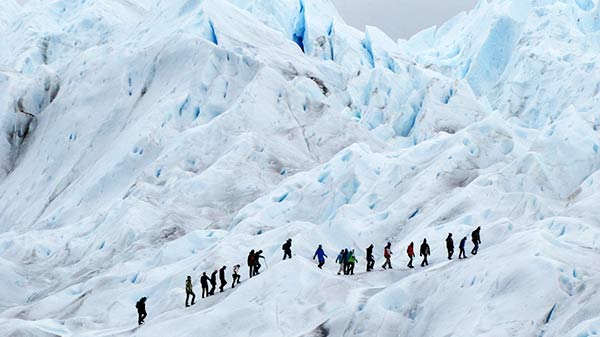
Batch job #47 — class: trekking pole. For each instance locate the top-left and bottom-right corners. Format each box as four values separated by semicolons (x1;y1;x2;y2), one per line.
263;258;269;269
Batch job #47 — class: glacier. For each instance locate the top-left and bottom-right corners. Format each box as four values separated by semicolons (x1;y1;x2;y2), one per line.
0;0;599;336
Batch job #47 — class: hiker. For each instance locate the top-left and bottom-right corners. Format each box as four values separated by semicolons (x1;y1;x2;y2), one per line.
253;250;265;276
200;272;210;298
420;239;430;267
342;248;350;275
471;226;481;255
219;266;227;293
366;244;375;272
446;233;454;260
382;242;393;269
232;264;241;288
247;250;255;278
209;270;217;295
407;242;415;268
459;237;467;259
282;238;292;260
335;249;345;275
347;249;358;275
313;244;328;269
136;297;147;325
185;276;196;307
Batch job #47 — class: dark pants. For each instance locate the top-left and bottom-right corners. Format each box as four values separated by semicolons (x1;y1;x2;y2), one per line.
407;256;414;268
248;266;254;278
382;257;392;269
472;242;479;255
186;291;196;306
343;262;349;274
421;255;429;267
209;283;216;295
447;248;454;260
202;285;209;298
367;257;375;271
232;274;241;288
459;248;466;259
253;264;261;276
348;262;355;275
283;250;292;260
219;279;227;292
317;260;325;269
138;312;147;325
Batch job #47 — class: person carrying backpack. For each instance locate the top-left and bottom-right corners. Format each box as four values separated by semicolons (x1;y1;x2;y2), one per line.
471;226;481;255
347;249;358;275
232;264;241;288
459;236;467;259
200;272;210;298
335;249;345;275
219;266;228;293
282;239;292;260
407;242;415;268
313;244;328;269
382;242;393;269
247;250;255;278
209;270;217;295
420;239;431;267
253;250;265;276
185;276;196;307
446;233;454;260
135;297;147;325
366;244;375;272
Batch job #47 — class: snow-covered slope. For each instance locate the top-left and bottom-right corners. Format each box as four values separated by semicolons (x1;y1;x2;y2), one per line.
0;0;599;336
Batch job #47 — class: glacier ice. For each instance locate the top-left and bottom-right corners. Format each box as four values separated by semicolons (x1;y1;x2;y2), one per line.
0;0;599;336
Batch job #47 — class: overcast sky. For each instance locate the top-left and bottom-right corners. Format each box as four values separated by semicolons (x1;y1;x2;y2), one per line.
333;0;478;39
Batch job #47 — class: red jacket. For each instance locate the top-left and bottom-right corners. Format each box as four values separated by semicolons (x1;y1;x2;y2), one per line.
407;244;414;257
384;247;392;258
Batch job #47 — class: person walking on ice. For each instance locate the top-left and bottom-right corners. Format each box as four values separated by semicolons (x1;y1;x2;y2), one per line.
382;242;393;269
471;226;481;255
219;266;228;293
366;244;375;272
459;236;467;259
232;264;241;288
407;242;415;268
201;272;210;298
347;249;358;275
282;238;292;260
136;297;147;325
253;250;265;276
209;270;217;295
313;244;328;269
446;233;454;260
185;276;196;307
420;239;430;267
247;250;255;278
336;249;345;275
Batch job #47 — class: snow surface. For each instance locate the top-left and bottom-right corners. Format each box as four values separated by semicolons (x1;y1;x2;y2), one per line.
0;0;599;336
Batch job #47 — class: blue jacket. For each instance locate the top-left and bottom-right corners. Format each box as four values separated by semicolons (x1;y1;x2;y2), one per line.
314;248;328;261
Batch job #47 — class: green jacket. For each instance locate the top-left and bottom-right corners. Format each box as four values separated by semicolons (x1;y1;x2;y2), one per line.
348;252;358;264
186;279;193;293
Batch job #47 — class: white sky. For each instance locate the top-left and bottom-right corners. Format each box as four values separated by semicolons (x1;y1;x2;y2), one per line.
333;0;478;39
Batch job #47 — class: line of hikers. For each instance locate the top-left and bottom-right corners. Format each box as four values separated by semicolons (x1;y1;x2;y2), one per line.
135;227;481;325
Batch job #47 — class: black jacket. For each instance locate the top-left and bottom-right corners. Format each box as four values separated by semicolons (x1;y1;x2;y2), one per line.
472;229;481;244
136;300;146;314
446;236;454;249
420;243;430;256
210;271;217;285
201;275;209;287
219;267;226;281
366;245;374;259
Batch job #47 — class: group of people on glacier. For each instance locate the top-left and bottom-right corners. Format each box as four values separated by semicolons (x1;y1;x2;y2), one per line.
311;226;482;271
135;227;482;325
